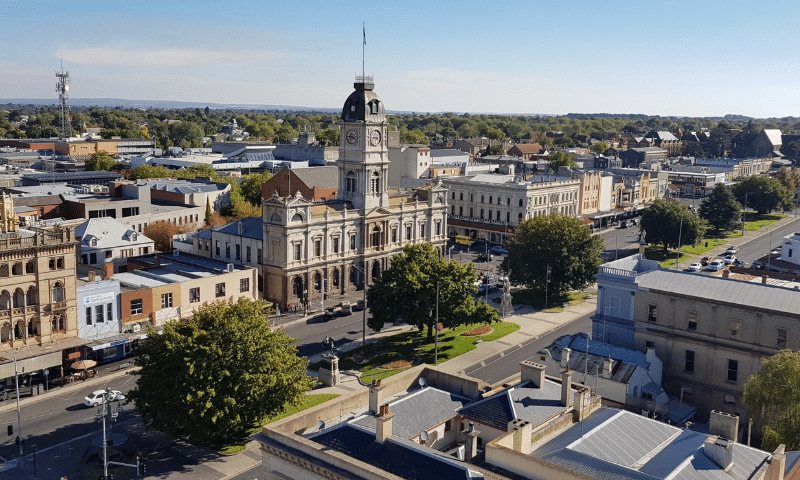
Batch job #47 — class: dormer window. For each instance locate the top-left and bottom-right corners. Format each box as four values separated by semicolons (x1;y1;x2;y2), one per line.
91;238;97;246
132;233;138;241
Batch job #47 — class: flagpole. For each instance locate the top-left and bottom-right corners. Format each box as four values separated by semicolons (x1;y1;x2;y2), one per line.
362;22;365;79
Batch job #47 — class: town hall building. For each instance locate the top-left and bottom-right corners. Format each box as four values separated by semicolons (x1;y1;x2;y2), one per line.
260;77;449;310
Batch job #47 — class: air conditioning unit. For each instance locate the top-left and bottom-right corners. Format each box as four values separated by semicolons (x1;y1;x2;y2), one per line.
132;324;141;333
227;263;234;272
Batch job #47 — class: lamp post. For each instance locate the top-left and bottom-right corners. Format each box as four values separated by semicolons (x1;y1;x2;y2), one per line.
339;261;367;346
96;388;122;480
12;356;22;457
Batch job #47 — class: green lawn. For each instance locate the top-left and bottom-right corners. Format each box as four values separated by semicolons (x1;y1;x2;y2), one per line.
508;289;593;312
309;320;520;384
742;213;785;231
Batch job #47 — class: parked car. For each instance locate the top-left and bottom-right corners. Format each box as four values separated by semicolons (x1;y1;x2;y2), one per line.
490;246;509;255
701;256;711;266
687;263;702;271
707;259;725;271
354;299;365;311
84;389;125;408
619;221;628;229
477;253;492;262
725;246;738;255
733;259;746;267
723;255;736;265
341;301;352;316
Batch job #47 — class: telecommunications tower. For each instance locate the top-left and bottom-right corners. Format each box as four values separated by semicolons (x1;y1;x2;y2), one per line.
56;67;71;140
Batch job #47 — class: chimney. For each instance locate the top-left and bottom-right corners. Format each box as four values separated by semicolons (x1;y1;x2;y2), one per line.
603;356;613;376
368;379;385;415
375;404;394;443
238;220;243;236
560;347;571;368
103;262;114;280
766;444;786;480
512;420;532;453
703;435;734;471
709;410;740;442
465;423;480;461
520;361;546;388
88;271;96;282
561;367;574;409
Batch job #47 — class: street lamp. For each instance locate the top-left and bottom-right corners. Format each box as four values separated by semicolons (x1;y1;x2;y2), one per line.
12;357;22;457
339;261;367;346
95;388;123;480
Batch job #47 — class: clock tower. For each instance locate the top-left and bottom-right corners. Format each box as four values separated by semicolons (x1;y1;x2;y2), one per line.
337;76;389;211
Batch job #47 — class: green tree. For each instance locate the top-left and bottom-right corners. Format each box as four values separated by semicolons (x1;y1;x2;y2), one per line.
743;350;800;451
127;299;313;447
733;176;795;214
274;124;299;143
681;141;705;158
366;243;499;339
204;197;213;226
171;121;205;147
698;184;742;232
127;164;172;180
245;121;274;141
774;167;800;194
590;142;609;154
502;214;604;296
240;172;273;206
229;199;261;219
85;151;119;171
640;199;707;253
402;129;428;145
317;127;340;146
547;151;576;173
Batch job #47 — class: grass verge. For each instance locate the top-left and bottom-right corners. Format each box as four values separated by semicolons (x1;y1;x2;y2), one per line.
511;289;594;312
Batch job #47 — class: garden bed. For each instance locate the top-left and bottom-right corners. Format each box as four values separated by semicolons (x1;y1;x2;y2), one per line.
461;325;493;336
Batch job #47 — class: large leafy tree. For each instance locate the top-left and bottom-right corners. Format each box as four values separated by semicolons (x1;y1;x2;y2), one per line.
698;184;742;232
743;350;800;451
128;164;172;180
590;142;608;154
85;151;119;171
641;199;706;252
732;176;794;214
547;151;576;173
503;214;604;296
367;243;499;338
128;299;313;447
240;172;273;206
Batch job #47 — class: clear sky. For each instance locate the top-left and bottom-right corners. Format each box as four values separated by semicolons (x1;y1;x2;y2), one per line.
3;0;799;118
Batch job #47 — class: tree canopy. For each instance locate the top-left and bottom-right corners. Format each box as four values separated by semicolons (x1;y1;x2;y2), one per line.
85;151;119;171
698;184;742;232
640;199;707;252
732;176;795;214
366;243;499;338
240;172;273;206
127;299;313;447
547;151;576;173
502;214;604;296
743;350;800;451
590;142;608;154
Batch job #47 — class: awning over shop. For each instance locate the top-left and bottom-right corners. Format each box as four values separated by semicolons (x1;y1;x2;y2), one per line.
0;352;62;378
86;331;147;351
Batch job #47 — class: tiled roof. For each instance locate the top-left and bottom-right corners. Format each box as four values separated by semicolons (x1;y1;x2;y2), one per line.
312;425;473;480
352;387;470;439
293;166;339;190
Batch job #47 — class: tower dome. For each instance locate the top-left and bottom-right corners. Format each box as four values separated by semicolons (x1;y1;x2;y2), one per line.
341;76;386;123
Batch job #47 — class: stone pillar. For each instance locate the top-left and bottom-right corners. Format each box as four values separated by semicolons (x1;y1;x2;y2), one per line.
561;367;574;409
465;423;480;461
368;380;385;415
766;444;786;480
318;354;340;387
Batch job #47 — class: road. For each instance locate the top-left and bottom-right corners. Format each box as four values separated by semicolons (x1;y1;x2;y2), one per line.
0;371;137;462
463;313;592;384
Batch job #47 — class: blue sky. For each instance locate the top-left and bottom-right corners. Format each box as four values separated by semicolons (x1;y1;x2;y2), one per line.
3;0;799;118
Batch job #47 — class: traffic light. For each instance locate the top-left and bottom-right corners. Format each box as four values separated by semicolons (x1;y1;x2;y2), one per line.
137;460;146;476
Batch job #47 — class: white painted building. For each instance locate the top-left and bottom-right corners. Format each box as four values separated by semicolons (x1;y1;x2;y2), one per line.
75;217;155;272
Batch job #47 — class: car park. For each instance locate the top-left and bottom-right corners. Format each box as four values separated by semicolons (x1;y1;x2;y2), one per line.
84;389;125;408
687;263;702;271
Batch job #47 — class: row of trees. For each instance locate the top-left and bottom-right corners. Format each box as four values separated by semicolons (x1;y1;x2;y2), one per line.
6;104;800;150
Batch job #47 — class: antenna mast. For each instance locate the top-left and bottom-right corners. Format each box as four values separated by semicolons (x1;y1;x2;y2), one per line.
362;22;366;80
56;64;71;141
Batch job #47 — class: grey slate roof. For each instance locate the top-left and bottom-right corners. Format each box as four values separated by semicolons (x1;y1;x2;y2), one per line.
312;424;475;480
192;217;262;241
352;387;470;438
459;379;573;431
636;269;800;318
75;217;153;249
292;166;339;189
139;179;227;194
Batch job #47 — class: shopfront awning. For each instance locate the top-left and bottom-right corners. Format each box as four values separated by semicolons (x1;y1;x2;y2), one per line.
0;352;62;379
86;331;147;351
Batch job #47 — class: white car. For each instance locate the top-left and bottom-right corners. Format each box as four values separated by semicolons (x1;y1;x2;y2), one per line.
725;246;738;255
687;263;702;271
84;389;125;407
723;255;736;265
707;259;725;271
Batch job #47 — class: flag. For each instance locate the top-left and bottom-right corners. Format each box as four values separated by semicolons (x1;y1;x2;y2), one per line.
363;23;366;45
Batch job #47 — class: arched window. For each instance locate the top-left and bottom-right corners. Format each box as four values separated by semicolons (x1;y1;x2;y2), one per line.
291;213;304;222
507;212;511;223
519;199;523;207
52;282;64;303
371;261;381;282
480;209;484;219
13;288;24;308
12;263;21;275
459;192;463;201
497;210;500;221
313;272;321;292
470;194;474;202
459;206;463;216
332;269;340;288
0;322;10;342
0;291;9;309
488;211;493;220
350;267;359;285
519;213;523;221
507;198;511;206
346;171;357;193
481;195;484;203
27;319;38;337
372;226;381;247
26;287;37;306
489;196;493;204
469;208;473;217
51;313;65;333
451;206;455;215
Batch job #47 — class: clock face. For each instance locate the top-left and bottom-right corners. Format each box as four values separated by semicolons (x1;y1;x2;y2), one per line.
370;129;382;146
346;129;358;145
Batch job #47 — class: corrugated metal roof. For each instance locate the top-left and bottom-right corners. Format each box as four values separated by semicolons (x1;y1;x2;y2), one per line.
636;269;800;317
764;129;783;146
